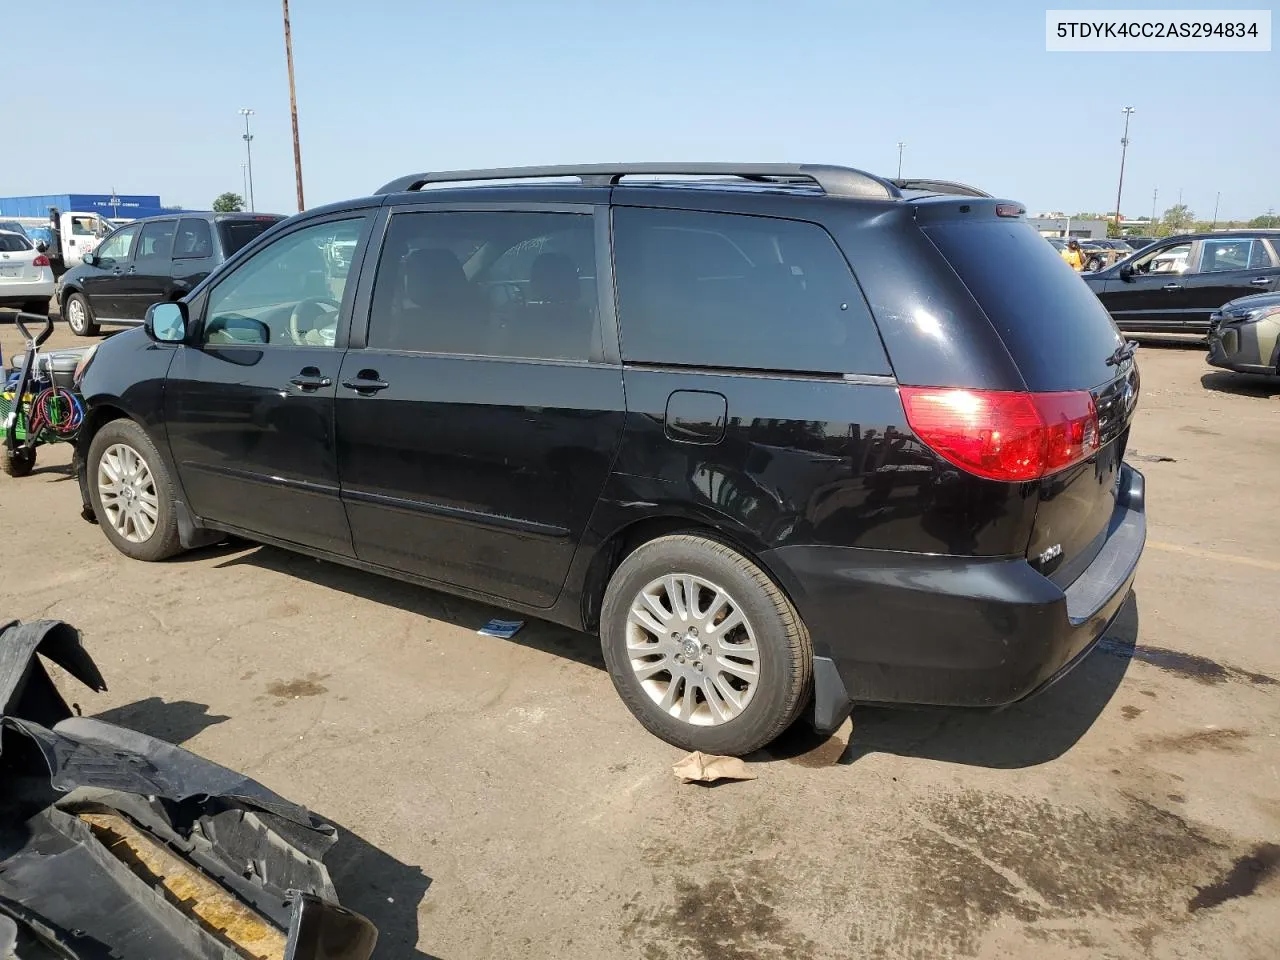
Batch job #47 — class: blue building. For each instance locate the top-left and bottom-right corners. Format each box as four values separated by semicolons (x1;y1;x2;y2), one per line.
0;193;203;220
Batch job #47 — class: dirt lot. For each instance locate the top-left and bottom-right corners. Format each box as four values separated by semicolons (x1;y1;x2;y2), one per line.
2;314;1278;960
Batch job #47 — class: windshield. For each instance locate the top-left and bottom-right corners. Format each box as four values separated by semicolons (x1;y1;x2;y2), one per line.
218;219;282;256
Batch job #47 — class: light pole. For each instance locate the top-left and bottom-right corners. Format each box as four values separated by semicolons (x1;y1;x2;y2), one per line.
241;163;249;210
896;141;905;179
239;108;256;212
1113;106;1134;231
1211;192;1220;229
1151;187;1158;228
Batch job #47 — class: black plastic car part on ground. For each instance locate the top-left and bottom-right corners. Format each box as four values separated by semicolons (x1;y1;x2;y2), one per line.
1084;231;1280;333
0;617;377;960
56;212;286;335
1206;291;1280;376
73;163;1146;756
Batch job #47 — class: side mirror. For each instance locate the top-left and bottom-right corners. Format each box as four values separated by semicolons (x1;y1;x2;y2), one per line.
1118;263;1134;281
83;253;97;267
145;301;188;343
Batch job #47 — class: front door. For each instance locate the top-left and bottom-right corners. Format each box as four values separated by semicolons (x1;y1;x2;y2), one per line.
80;223;140;319
1182;237;1280;326
1097;238;1195;330
335;204;625;607
164;214;372;556
120;219;177;320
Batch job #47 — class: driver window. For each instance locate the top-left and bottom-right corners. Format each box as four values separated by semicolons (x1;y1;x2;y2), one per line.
1131;241;1191;276
95;225;140;263
203;218;364;347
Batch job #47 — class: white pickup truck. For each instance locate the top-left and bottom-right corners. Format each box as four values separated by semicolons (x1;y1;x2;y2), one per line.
6;210;119;276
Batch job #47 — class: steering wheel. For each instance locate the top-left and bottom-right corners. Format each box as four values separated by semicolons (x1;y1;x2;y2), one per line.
289;297;341;346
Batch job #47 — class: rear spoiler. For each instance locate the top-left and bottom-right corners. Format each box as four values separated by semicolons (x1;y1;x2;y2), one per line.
892;178;992;199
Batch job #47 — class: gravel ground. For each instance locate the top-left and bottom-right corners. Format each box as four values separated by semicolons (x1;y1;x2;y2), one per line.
2;313;1278;960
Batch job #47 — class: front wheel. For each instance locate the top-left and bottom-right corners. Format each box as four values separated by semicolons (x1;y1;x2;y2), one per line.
64;292;99;336
2;447;35;478
600;534;813;755
86;419;182;561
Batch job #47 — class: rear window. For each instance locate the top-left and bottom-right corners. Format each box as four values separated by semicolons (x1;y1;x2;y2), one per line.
218;219;280;256
0;234;31;252
612;207;888;375
924;219;1123;392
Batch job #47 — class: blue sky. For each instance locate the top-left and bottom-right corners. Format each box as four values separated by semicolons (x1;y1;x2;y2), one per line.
6;1;1275;222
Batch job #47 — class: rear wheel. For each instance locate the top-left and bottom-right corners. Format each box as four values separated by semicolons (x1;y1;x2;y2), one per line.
65;292;98;336
600;534;812;755
2;447;35;478
87;420;182;561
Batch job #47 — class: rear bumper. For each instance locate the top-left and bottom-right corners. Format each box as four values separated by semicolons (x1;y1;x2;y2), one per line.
767;464;1146;732
0;277;55;303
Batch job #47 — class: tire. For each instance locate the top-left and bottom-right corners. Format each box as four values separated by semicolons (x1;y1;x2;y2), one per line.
64;292;99;336
2;447;35;478
600;534;812;755
86;419;183;562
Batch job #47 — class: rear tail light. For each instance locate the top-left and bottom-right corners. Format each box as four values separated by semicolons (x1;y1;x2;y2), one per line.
33;254;50;267
900;387;1099;482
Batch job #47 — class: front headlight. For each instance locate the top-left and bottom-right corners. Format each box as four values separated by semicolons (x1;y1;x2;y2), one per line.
1242;305;1280;324
73;344;98;387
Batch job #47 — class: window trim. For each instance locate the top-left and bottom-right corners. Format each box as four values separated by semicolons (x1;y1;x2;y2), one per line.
133;218;178;264
348;203;616;366
172;217;215;261
194;211;374;351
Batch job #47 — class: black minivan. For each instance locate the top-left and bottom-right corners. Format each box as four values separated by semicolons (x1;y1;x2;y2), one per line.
57;211;285;336
72;164;1145;755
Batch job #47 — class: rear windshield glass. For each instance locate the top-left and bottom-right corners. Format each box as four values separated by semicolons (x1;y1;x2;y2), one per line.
924;220;1123;392
217;219;280;256
0;234;31;252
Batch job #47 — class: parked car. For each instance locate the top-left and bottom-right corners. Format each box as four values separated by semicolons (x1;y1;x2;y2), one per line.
1206;291;1280;376
1084;231;1280;333
1123;236;1159;250
57;211;285;335
72;163;1145;756
0;220;30;242
1080;239;1135;272
0;230;55;314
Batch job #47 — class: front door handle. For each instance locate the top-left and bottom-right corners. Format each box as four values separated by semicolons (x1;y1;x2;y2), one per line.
1250;277;1271;285
290;375;333;390
341;373;390;394
1162;283;1181;290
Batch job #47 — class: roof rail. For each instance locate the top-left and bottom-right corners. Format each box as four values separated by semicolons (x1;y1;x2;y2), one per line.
374;164;902;201
891;178;992;199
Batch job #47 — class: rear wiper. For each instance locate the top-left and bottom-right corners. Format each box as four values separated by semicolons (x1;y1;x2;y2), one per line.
1105;340;1138;366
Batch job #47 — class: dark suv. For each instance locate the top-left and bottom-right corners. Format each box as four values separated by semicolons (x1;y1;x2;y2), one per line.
57;211;285;336
1084;231;1280;333
71;164;1145;756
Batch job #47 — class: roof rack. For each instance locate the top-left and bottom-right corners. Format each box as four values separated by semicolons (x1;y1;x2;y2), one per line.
374;164;902;201
891;178;992;199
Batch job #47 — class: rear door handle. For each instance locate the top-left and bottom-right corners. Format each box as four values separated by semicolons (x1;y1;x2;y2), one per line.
1250;277;1271;285
1162;283;1181;290
290;374;332;390
341;376;389;394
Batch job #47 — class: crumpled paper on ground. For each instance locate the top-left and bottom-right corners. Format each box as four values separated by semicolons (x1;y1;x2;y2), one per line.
672;751;758;784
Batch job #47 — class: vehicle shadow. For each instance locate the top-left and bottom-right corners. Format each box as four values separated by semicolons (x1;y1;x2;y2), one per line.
211;543;606;671
761;592;1140;770
1200;371;1280;398
91;696;441;959
1126;333;1206;350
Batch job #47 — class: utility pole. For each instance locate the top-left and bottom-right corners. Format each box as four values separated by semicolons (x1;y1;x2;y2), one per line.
241;163;249;209
896;142;905;179
1151;188;1158;226
283;0;305;212
1113;106;1135;231
239;108;255;212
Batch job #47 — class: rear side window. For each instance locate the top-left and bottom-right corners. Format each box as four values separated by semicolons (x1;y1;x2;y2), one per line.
367;210;598;361
1249;241;1275;269
924;220;1122;392
611;207;885;374
0;234;31;252
218;219;279;257
1198;238;1254;273
174;219;214;259
135;220;176;261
